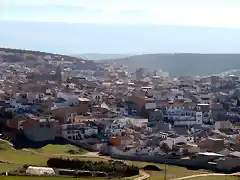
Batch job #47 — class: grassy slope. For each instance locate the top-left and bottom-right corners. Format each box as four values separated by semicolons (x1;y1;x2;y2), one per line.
32;144;87;155
126;161;239;180
0;140;102;169
0;141;238;180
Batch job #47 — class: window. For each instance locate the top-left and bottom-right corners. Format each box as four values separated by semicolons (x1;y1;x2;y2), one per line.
45;123;50;128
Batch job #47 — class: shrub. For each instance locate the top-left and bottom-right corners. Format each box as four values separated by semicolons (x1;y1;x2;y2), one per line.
47;157;139;177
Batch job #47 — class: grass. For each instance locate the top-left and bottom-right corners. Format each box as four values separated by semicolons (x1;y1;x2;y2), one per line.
0;176;104;180
0;140;105;169
0;141;48;166
32;144;87;155
1;140;238;180
0;163;22;173
126;161;208;180
128;161;240;180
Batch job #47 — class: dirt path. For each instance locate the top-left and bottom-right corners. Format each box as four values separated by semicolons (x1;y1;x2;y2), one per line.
170;173;240;180
22;148;111;160
136;170;150;180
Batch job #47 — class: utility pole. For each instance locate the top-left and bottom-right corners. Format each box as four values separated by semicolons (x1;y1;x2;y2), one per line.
164;161;167;180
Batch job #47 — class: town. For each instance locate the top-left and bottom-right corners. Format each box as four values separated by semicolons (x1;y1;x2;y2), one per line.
0;48;240;180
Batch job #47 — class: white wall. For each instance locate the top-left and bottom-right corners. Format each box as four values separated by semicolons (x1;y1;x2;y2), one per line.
145;103;156;109
85;128;98;136
196;112;203;125
215;121;232;129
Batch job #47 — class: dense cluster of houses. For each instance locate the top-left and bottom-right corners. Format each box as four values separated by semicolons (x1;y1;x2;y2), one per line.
1;51;240;166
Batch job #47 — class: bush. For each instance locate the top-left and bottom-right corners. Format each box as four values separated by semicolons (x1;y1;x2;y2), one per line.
143;165;161;171
47;157;139;177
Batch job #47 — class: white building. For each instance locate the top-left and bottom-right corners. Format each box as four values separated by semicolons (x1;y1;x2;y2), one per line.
215;120;233;130
26;166;55;176
160;135;195;149
57;92;79;105
165;108;203;126
61;123;98;140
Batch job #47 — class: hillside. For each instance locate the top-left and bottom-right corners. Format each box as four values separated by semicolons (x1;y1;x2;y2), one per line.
72;53;134;61
0;47;71;58
105;54;240;77
0;47;86;63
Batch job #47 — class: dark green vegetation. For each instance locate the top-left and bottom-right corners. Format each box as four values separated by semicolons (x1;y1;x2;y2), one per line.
47;158;139;177
106;53;240;76
0;47;70;58
0;177;103;180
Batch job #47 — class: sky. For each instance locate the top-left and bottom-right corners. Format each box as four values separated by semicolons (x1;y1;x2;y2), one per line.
1;0;240;54
1;0;240;28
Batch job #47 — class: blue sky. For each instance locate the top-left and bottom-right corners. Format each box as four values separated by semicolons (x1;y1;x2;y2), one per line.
1;0;240;27
1;0;240;54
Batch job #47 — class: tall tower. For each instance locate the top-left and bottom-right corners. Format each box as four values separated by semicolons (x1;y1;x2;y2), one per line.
55;65;62;85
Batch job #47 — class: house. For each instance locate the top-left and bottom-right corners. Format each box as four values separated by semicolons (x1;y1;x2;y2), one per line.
215;120;233;130
163;103;203;126
149;109;164;122
51;105;89;124
109;136;134;146
26;92;38;104
92;102;111;114
6;115;27;130
6;99;31;112
22;115;57;142
128;95;156;117
198;137;225;152
78;97;91;105
40;96;54;106
180;143;200;154
91;92;103;104
57;92;79;106
61;121;98;141
160;134;195;149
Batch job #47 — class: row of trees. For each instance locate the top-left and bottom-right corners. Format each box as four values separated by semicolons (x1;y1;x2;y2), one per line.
47;158;139;177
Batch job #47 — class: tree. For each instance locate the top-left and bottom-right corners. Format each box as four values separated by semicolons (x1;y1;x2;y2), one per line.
161;143;171;153
172;145;180;152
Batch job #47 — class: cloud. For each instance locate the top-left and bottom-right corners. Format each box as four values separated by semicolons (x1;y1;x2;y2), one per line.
2;0;240;28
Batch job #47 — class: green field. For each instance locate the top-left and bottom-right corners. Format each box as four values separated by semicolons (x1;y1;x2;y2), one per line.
125;161;239;180
0;141;48;166
1;140;239;180
0;163;22;173
0;140;104;170
32;144;87;155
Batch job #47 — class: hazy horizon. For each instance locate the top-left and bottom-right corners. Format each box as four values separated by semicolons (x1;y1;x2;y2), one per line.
1;0;240;55
1;21;240;55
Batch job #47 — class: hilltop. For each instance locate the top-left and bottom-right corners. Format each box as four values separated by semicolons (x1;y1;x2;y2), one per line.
0;47;86;63
104;53;240;77
72;53;134;61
